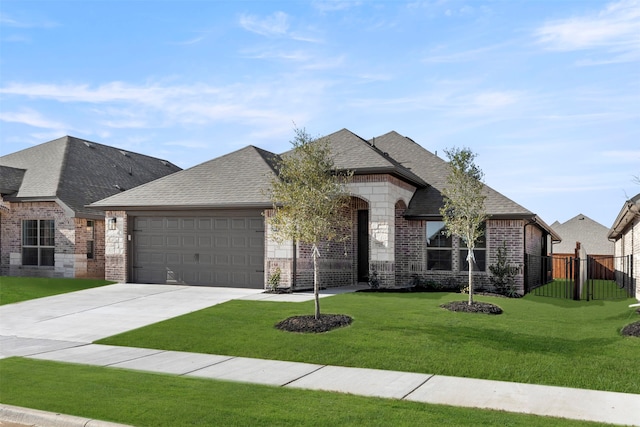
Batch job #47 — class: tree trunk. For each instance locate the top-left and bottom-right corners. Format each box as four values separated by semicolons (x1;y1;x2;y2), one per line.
468;249;474;305
312;243;320;320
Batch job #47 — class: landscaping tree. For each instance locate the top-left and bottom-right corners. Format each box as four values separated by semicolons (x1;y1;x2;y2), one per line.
267;127;352;320
440;147;487;305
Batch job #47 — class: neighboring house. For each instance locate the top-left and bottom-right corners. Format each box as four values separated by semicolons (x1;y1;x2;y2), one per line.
0;136;181;279
550;214;614;280
90;129;560;293
608;193;639;301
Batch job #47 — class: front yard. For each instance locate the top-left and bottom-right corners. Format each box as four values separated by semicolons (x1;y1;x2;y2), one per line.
0;357;602;427
97;291;640;394
0;276;113;305
1;283;637;426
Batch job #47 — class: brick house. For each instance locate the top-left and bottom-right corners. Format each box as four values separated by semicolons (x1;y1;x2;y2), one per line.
0;136;181;279
90;129;559;294
608;193;639;301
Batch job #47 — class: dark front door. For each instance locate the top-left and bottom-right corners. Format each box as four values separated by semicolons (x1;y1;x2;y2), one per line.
357;210;369;282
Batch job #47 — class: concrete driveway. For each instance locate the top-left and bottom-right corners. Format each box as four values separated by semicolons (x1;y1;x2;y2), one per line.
0;283;262;358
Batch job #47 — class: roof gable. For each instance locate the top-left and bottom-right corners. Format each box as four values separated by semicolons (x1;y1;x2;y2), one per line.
0;136;67;198
0;165;26;195
551;214;613;255
371;131;533;217
0;136;181;217
281;128;426;187
90;145;279;209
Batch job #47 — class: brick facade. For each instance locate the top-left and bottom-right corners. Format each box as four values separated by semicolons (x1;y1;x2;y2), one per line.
0;198;105;278
261;174;547;294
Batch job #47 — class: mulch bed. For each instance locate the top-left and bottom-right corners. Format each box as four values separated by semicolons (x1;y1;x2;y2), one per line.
621;321;640;337
275;314;353;333
440;301;503;315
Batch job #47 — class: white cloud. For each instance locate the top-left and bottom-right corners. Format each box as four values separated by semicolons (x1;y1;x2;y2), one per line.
312;1;362;13
423;42;512;63
0;108;67;129
534;0;640;63
0;13;57;28
239;11;290;37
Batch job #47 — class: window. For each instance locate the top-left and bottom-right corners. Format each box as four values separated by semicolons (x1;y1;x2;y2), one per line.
426;221;452;270
22;220;55;266
459;225;486;271
87;220;95;259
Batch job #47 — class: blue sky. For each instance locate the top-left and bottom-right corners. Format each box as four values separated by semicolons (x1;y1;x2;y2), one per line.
1;0;638;228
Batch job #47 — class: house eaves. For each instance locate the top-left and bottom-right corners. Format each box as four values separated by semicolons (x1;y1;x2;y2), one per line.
608;193;640;240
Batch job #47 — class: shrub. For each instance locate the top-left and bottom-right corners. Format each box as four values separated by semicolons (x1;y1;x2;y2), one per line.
489;241;521;297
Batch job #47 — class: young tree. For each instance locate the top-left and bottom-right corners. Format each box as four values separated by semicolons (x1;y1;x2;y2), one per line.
440;147;487;305
267;127;352;319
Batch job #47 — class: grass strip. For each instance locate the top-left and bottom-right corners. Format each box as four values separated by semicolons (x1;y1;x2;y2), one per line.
0;277;113;305
0;358;606;427
98;292;640;393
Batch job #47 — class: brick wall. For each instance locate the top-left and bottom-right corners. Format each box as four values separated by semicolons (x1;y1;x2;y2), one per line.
487;219;525;293
394;200;424;286
264;197;366;290
392;213;528;293
104;211;128;283
74;218;106;279
0;200;77;278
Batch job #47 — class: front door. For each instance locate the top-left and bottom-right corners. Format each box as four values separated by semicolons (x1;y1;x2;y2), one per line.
357;210;369;282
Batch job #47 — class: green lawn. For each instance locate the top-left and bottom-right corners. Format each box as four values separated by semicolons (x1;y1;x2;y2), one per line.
0;358;607;427
0;276;113;305
98;292;640;394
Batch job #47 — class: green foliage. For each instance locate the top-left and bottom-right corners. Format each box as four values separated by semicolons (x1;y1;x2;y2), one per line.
266;127;352;318
488;241;521;297
0;277;113;305
267;267;281;291
267;127;352;247
440;147;487;304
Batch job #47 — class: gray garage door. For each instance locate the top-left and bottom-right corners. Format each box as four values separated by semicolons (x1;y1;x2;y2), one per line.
132;212;265;288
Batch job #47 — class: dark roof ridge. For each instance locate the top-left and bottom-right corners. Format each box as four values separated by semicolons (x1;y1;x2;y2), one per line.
250;145;281;175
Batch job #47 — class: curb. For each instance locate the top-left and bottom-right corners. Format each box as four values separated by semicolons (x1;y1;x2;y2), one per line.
0;404;133;427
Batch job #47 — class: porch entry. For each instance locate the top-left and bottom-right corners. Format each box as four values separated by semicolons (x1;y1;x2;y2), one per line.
357;209;369;283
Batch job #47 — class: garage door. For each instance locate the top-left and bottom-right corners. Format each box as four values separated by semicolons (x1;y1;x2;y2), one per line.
132;212;265;288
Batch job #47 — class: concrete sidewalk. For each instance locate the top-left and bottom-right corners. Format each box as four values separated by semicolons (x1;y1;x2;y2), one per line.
1;284;639;426
3;341;640;426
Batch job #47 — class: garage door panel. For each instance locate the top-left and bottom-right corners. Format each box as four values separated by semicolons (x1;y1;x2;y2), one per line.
232;237;247;248
215;236;230;248
215;254;230;265
166;236;180;248
166;253;180;264
133;213;264;288
182;235;196;247
215;218;229;229
198;236;212;247
198;219;212;230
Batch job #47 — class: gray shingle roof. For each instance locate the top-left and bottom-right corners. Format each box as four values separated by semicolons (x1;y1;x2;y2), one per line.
551;214;614;255
282;128;427;187
0;165;26;195
370;131;534;218
90;145;279;209
0;136;181;217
